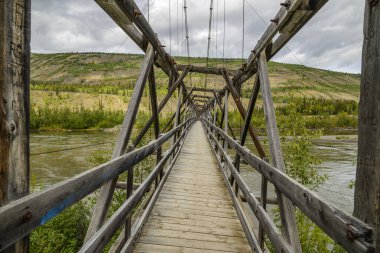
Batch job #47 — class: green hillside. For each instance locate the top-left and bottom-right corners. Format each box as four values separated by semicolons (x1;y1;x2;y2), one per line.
30;53;360;131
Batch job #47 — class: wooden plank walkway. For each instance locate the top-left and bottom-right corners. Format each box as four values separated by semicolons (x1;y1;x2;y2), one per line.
133;122;250;253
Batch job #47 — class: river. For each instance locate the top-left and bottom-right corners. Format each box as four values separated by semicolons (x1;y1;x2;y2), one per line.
30;130;357;214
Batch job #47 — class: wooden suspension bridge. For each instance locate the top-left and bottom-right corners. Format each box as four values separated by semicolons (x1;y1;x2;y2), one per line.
0;0;379;252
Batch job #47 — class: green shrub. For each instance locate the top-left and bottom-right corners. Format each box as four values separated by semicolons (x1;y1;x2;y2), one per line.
30;201;90;253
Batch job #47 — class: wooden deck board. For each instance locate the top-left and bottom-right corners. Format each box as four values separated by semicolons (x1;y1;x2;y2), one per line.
132;122;249;252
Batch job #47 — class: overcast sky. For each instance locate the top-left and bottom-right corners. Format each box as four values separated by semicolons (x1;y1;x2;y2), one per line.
31;0;365;73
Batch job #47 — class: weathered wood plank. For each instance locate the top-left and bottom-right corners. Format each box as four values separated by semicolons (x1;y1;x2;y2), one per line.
137;236;250;253
354;1;379;251
134;243;235;253
152;206;237;219
0;0;31;251
140;229;247;245
144;222;245;238
148;215;244;231
156;198;233;210
158;192;231;203
131;122;250;253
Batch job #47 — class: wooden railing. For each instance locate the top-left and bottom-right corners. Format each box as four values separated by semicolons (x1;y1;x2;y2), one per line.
0;118;195;252
1;0;378;252
201;119;373;253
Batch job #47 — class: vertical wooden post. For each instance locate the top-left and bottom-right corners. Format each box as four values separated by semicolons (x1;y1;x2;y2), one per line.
354;0;380;250
148;66;162;162
0;0;30;252
173;84;183;150
258;51;302;253
224;91;229;152
213;100;217;126
124;144;134;240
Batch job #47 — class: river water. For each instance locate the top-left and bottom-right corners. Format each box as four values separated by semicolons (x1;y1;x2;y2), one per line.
30;131;357;214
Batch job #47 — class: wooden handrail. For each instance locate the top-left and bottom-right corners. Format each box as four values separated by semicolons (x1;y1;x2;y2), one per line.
0;118;195;251
201;119;374;253
79;119;194;252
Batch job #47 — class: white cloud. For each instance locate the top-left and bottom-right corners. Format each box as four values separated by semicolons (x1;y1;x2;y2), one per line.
31;0;365;73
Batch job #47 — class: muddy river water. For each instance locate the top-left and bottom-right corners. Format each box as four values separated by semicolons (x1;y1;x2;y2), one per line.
30;130;357;214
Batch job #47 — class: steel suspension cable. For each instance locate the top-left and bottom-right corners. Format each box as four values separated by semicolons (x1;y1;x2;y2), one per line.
205;0;214;89
183;0;192;86
215;0;219;64
169;0;172;54
183;0;190;64
242;0;245;64
176;0;179;56
223;0;226;67
240;0;245;137
181;0;184;56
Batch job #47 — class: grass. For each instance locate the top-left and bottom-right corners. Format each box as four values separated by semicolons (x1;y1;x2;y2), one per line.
30;52;361;132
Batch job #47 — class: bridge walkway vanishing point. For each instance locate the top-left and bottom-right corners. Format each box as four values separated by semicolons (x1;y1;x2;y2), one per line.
1;1;379;253
133;122;251;253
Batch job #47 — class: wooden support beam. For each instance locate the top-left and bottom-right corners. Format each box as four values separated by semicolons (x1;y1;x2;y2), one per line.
224;91;229;151
177;64;237;76
115;0;176;74
0;0;31;251
148;66;162;163
192;94;212;100
212;92;238;141
258;52;302;252
187;86;221;93
162;112;176;133
270;0;330;58
115;182;140;190
213;100;217;126
192;99;209;103
133;66;191;147
354;1;379;251
173;84;183;145
85;44;155;242
221;69;266;159
95;0;148;51
232;0;329;84
124;144;134;241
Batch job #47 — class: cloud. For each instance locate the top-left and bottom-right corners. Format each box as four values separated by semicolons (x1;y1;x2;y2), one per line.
31;0;365;73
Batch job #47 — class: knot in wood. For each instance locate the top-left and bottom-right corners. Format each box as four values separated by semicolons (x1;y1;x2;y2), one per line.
280;1;290;9
133;9;142;17
368;0;379;6
9;122;16;132
23;211;33;223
